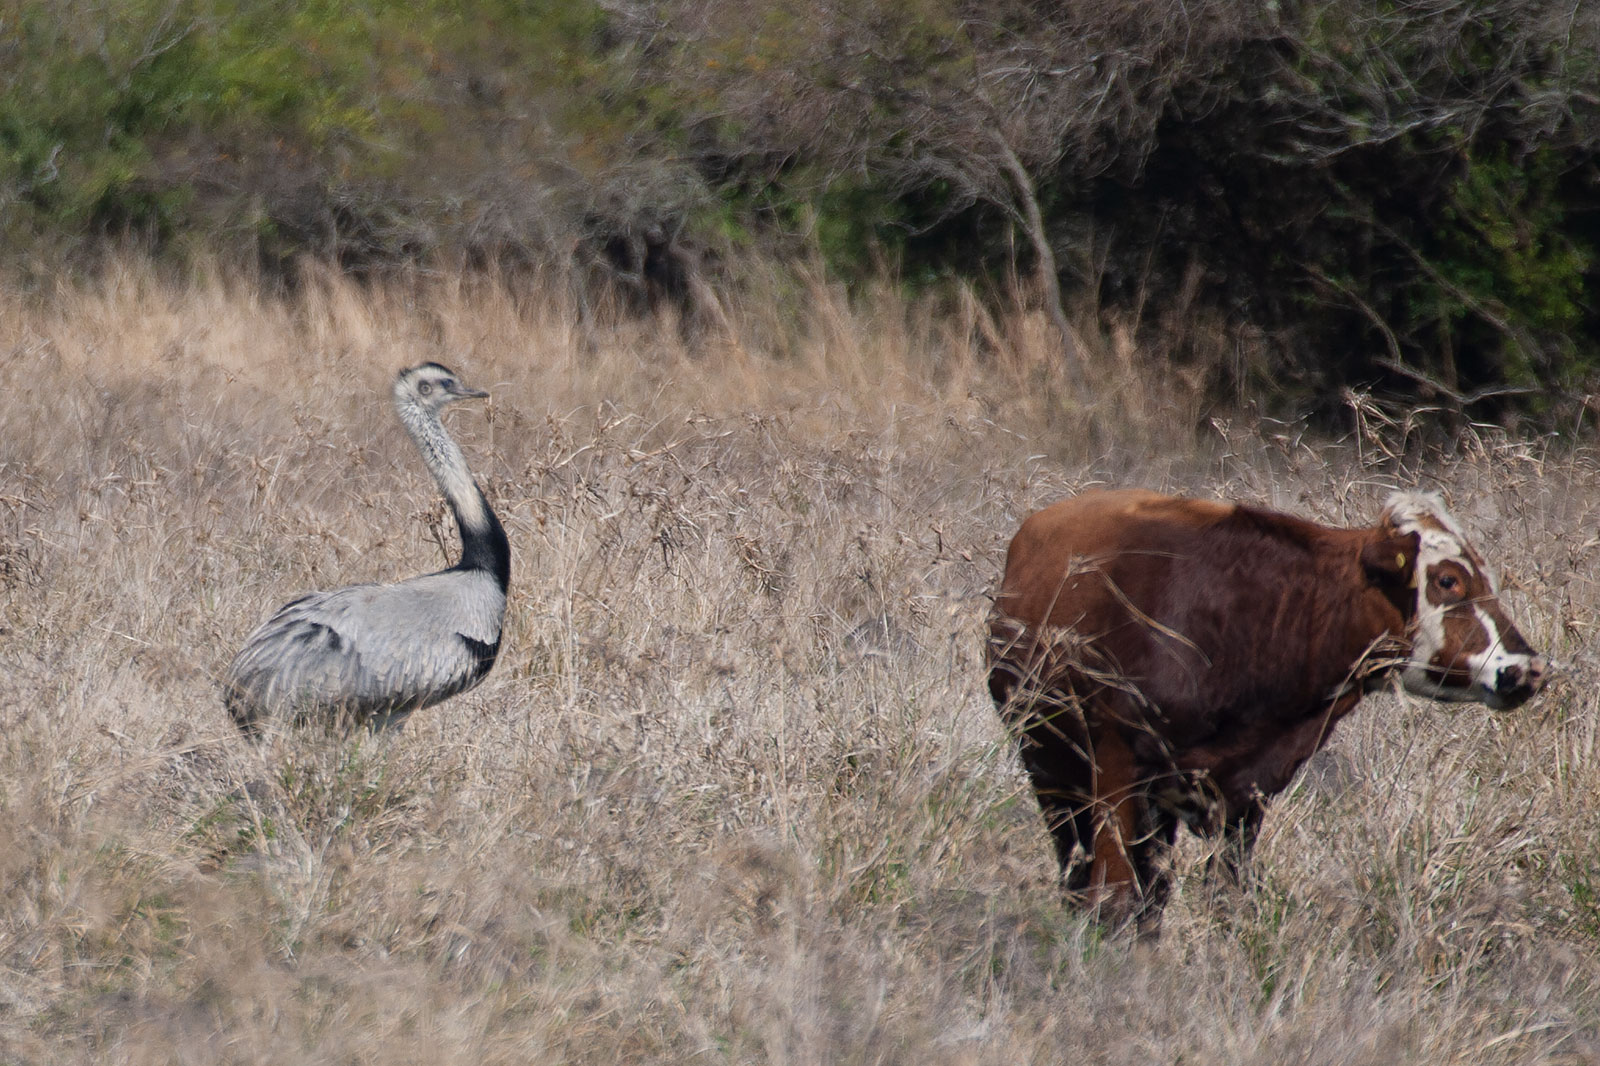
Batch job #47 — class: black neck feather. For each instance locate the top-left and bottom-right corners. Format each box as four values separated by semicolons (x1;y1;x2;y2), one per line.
452;486;511;592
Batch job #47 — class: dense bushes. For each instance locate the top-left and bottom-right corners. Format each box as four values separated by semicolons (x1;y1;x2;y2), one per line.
670;0;1600;414
0;0;639;270
1081;1;1600;411
2;0;1597;417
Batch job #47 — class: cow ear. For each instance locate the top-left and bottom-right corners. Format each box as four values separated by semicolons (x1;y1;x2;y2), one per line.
1361;532;1419;588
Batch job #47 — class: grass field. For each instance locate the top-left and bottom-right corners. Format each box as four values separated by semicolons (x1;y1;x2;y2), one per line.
0;264;1596;1064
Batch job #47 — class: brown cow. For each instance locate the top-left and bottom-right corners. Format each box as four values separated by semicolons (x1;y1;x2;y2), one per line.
986;489;1547;930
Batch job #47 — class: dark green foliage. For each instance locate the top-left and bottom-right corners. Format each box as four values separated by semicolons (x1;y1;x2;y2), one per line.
1063;2;1600;414
0;0;636;272
666;0;1600;417
2;0;1597;417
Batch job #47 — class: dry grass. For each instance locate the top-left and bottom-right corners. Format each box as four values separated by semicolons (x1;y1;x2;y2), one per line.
0;261;1596;1064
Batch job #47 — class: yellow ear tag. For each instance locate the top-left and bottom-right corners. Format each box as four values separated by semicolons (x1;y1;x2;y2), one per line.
1395;552;1407;570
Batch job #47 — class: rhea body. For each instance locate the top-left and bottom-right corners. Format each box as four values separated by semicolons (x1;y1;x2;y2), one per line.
225;363;510;733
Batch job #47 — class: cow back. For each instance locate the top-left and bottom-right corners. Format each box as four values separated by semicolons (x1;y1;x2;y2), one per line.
991;489;1408;751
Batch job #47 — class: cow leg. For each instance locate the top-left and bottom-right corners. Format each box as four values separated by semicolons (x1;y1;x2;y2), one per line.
1208;800;1265;887
990;668;1180;927
1083;727;1178;932
1015;745;1096;892
989;669;1099;890
1131;819;1179;939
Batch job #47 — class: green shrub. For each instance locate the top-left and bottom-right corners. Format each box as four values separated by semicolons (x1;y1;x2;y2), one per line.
2;0;1598;419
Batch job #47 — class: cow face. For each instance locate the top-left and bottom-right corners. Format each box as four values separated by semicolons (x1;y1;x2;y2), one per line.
1382;492;1547;710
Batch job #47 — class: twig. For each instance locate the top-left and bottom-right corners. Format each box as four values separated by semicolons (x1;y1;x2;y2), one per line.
1373;358;1537;407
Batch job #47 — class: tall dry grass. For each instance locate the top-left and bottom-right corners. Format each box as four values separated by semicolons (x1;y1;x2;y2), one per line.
0;261;1595;1064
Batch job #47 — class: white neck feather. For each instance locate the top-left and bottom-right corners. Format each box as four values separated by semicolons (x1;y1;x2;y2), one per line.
396;398;489;533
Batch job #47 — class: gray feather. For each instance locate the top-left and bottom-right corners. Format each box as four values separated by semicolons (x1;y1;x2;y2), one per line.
224;364;510;734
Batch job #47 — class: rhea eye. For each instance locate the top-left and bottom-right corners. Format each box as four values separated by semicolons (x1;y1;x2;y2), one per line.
418;382;433;396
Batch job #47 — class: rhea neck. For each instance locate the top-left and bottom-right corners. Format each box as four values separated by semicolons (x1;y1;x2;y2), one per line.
396;395;511;592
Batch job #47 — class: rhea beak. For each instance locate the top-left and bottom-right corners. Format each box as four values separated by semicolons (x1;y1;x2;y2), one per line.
448;381;489;400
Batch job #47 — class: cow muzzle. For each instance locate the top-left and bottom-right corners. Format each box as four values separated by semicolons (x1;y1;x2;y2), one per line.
1484;654;1549;711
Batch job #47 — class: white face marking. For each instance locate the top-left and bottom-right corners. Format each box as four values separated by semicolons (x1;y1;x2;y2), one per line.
1382;491;1544;709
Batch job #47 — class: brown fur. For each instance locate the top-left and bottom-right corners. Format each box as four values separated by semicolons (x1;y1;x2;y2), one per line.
986;490;1479;930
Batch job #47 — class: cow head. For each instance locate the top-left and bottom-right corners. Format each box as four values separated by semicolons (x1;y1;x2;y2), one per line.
1374;492;1548;710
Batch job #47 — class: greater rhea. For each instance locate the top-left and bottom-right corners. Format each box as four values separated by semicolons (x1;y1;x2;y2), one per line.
224;363;510;734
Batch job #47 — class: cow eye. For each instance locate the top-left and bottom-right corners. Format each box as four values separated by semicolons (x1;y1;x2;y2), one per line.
1437;574;1460;592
